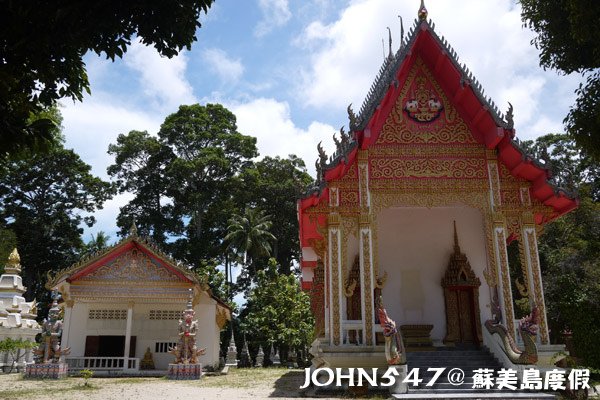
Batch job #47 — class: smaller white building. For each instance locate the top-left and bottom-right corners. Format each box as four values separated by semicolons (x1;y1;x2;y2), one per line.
0;249;41;371
48;229;230;374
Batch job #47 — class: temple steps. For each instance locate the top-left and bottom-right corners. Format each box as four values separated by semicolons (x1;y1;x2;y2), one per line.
398;347;556;400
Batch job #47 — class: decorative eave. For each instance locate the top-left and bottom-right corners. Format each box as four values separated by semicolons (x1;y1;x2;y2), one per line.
299;13;578;225
47;230;198;289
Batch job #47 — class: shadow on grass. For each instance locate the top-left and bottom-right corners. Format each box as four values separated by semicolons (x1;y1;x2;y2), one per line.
270;370;306;398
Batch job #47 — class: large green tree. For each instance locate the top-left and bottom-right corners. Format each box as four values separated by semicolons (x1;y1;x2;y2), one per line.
520;0;600;160
240;259;314;360
238;156;313;274
522;134;600;368
108;103;258;267
0;0;214;157
0;143;114;303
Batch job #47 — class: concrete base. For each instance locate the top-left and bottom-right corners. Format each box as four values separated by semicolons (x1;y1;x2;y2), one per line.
389;364;408;395
537;344;567;367
24;363;68;379
167;363;202;380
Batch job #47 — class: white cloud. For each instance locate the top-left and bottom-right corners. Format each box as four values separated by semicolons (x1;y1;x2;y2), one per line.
255;0;292;38
202;48;245;84
229;97;336;177
61;95;162;180
124;39;196;111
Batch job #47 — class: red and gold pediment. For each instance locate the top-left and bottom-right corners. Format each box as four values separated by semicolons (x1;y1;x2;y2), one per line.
376;58;476;146
77;247;186;283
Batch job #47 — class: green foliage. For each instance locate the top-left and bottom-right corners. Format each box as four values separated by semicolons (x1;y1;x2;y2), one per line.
0;338;37;373
241;259;314;352
108;104;257;295
520;0;600;160
522;134;600;368
0;143;114;305
0;227;17;274
225;207;276;292
79;369;94;386
238;156;313;273
83;232;111;256
0;1;214;157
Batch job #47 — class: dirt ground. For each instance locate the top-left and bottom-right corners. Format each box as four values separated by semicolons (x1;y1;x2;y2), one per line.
0;368;353;400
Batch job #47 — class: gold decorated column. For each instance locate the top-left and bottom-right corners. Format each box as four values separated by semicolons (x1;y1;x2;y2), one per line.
492;214;516;337
328;212;342;345
520;212;550;344
359;213;375;346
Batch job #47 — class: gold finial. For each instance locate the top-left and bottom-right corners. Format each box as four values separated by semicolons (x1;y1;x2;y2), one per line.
5;248;21;274
418;0;428;21
8;248;20;264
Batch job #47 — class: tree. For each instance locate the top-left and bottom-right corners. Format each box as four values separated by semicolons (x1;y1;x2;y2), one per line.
238;156;313;274
521;134;600;368
108;104;258;291
0;144;114;303
0;0;214;157
225;207;276;292
108;130;177;245
520;0;600;160
0;338;37;373
240;259;314;361
83;231;111;256
0;227;17;275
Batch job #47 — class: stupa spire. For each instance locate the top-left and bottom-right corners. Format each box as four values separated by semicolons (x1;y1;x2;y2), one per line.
418;0;428;21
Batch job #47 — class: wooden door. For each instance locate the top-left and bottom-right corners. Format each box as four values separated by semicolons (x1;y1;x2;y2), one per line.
456;289;475;343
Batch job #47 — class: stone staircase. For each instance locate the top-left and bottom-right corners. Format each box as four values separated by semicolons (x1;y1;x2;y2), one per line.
393;347;557;399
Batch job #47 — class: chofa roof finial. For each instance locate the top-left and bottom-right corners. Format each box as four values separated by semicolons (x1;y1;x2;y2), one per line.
418;0;428;21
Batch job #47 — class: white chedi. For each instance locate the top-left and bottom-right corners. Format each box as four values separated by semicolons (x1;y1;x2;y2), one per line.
0;249;41;370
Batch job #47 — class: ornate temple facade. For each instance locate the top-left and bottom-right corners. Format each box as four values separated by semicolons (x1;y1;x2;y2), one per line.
298;5;577;369
47;227;230;373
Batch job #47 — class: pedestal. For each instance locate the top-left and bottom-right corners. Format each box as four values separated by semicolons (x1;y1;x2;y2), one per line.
388;364;408;395
167;363;202;380
24;363;68;379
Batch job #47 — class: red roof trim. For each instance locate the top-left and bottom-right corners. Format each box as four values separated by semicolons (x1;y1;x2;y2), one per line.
68;239;194;284
300;21;577;221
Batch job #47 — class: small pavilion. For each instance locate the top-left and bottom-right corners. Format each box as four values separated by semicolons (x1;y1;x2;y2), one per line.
47;226;230;374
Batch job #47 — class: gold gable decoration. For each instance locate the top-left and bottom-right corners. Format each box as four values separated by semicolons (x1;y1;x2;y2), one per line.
80;248;184;282
376;58;476;145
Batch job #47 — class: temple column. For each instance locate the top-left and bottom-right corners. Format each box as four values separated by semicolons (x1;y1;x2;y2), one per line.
359;213;375;346
357;151;375;346
123;301;134;368
487;155;516;336
62;300;74;350
520;212;550;344
328;213;342;345
492;216;516;337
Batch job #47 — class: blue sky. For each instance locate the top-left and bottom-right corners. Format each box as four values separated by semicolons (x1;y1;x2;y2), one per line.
59;0;582;244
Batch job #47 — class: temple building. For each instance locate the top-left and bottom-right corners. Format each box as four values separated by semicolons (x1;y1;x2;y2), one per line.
47;226;231;374
0;249;40;370
298;4;577;370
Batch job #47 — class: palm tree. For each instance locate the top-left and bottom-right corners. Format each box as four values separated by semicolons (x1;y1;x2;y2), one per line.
83;231;111;255
225;207;276;291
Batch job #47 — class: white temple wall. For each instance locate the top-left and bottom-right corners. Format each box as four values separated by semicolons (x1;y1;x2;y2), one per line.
66;299;221;369
376;206;491;344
